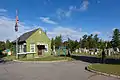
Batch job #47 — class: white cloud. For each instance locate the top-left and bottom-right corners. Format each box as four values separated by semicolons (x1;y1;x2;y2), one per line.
47;26;87;40
40;17;57;24
0;16;35;41
0;16;86;41
70;0;89;11
56;0;89;19
92;31;101;35
56;8;72;19
80;0;89;11
65;11;71;17
0;16;104;41
0;9;7;12
112;28;117;31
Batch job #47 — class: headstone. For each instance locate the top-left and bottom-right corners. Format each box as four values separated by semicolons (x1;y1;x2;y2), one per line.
94;49;98;55
108;49;111;56
95;52;97;55
79;50;81;53
68;49;71;56
86;49;89;53
75;49;78;53
53;45;56;55
110;48;114;54
91;52;94;55
79;48;81;53
117;48;119;52
84;48;86;53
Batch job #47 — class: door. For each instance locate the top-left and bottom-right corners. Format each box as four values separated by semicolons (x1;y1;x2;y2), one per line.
38;49;42;55
37;45;45;55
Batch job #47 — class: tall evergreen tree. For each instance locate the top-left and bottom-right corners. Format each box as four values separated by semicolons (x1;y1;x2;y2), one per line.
87;34;94;48
106;41;112;48
93;34;99;48
68;38;75;52
111;29;120;48
74;40;80;49
81;34;88;48
0;41;5;51
51;38;55;50
54;35;62;49
98;39;106;49
5;40;11;49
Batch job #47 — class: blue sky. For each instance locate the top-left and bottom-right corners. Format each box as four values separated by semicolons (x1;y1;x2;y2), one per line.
0;0;120;41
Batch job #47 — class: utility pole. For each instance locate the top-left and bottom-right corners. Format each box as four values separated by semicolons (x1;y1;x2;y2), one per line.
15;9;19;58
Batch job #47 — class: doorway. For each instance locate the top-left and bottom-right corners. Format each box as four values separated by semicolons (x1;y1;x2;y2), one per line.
37;45;45;55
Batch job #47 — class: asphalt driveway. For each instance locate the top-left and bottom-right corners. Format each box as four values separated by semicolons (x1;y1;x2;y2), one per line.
0;61;119;80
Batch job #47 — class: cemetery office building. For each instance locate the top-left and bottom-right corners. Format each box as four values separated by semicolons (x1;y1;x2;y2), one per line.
13;28;51;57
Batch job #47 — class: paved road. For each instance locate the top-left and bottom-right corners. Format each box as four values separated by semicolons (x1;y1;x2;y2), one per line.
0;61;119;80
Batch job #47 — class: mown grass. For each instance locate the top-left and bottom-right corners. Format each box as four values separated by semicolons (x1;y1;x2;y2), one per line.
88;64;120;76
3;55;73;61
3;55;16;61
21;56;73;61
73;52;101;58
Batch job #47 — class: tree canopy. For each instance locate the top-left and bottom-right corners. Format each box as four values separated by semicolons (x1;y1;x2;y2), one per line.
111;29;120;48
51;28;120;51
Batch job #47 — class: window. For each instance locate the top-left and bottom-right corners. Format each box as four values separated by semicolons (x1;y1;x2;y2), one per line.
39;31;41;34
45;44;48;52
18;45;21;53
30;44;35;52
24;45;26;52
19;45;22;53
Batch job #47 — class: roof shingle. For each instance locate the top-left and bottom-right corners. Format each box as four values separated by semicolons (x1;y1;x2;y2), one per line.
13;28;39;43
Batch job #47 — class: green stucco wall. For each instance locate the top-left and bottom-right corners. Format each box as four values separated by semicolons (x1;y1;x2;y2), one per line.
26;28;51;56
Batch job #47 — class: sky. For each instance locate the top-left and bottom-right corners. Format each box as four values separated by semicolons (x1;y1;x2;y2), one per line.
0;0;120;41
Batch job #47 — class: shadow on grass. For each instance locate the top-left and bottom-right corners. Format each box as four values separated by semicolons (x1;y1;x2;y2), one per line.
60;54;120;64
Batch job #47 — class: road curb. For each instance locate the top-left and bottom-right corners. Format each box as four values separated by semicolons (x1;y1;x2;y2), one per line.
13;60;70;63
85;64;120;79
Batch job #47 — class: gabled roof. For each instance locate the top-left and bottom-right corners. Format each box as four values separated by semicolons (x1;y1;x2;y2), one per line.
13;28;39;43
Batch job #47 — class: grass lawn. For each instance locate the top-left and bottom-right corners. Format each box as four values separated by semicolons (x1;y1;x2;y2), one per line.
3;55;73;61
21;56;73;61
88;64;120;76
3;55;16;61
73;52;101;58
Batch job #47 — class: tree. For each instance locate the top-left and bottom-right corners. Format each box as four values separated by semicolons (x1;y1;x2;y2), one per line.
98;39;106;49
74;40;80;49
106;41;112;48
51;38;55;50
87;34;94;48
54;35;62;49
5;39;13;51
79;38;82;48
80;34;104;49
81;34;88;48
68;38;75;52
94;34;99;42
111;29;120;48
0;41;5;51
93;34;99;48
5;40;11;49
63;41;68;48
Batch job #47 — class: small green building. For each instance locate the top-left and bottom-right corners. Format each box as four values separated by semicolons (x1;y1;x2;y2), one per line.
13;28;51;57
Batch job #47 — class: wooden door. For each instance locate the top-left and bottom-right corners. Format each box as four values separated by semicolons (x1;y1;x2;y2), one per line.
38;49;42;55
